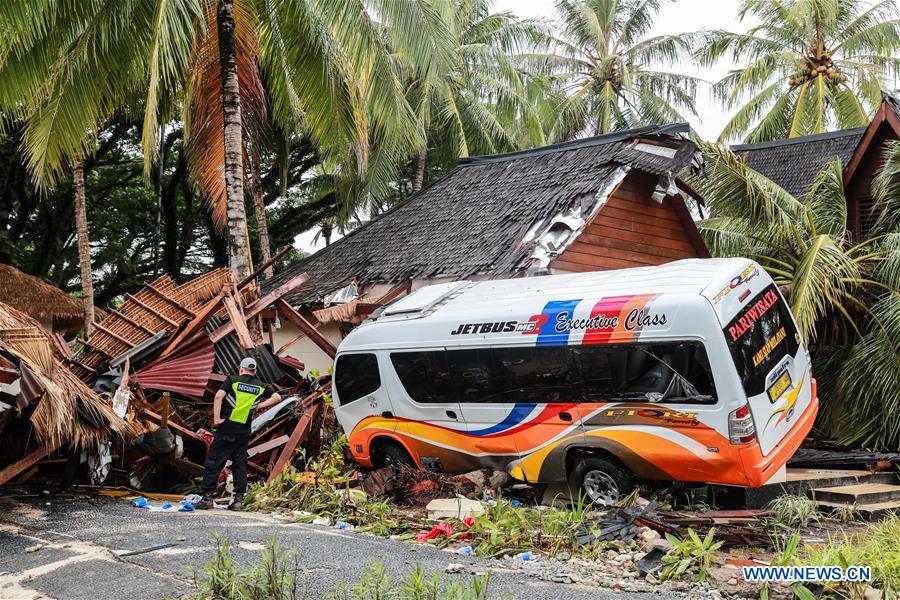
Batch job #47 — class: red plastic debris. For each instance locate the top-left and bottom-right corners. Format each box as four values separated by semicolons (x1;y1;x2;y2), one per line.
415;523;454;542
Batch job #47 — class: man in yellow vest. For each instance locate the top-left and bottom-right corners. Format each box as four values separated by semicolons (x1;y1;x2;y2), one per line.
197;357;282;510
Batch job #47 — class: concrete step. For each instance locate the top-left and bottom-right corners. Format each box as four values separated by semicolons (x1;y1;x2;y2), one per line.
817;499;900;521
738;468;899;509
811;482;900;505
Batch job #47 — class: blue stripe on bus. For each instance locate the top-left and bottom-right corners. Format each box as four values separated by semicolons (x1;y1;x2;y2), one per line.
535;299;582;346
465;403;537;436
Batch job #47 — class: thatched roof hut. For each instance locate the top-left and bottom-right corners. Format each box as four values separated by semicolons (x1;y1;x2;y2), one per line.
0;264;85;333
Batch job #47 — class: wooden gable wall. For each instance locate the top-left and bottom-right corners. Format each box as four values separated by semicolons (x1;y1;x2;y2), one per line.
844;105;900;239
551;170;709;273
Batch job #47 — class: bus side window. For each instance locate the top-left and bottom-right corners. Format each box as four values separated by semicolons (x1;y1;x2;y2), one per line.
390;351;454;403
444;346;580;403
334;353;381;406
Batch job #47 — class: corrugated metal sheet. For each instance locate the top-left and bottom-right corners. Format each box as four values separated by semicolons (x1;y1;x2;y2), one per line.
206;317;286;384
132;335;215;397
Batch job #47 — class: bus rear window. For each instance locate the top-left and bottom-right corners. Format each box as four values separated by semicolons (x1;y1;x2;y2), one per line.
723;284;800;397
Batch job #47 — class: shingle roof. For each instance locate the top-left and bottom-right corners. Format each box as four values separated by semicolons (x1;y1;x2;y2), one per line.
732;128;865;199
266;123;697;306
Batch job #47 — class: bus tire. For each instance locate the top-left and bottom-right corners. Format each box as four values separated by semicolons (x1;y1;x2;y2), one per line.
568;456;634;506
374;440;415;470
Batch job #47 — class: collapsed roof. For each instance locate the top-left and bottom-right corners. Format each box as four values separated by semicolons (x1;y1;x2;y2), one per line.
266;123;700;307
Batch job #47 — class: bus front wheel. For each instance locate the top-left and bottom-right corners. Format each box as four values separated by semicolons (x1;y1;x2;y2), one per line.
373;440;415;470
568;456;635;506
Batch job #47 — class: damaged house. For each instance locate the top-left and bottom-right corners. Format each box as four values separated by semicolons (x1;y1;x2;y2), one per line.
264;123;710;372
733;91;900;238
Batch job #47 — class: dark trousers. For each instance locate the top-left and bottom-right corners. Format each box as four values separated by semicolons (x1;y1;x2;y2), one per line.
201;426;250;497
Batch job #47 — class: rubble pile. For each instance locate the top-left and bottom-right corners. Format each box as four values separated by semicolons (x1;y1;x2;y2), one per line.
0;264;338;491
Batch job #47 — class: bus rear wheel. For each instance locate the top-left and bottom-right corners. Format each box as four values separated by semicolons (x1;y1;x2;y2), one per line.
374;441;415;470
568;456;635;506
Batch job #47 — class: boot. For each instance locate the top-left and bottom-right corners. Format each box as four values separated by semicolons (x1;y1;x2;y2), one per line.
227;499;244;511
195;495;214;510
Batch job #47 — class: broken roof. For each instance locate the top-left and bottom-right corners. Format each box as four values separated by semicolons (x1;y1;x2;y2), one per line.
266;123;699;306
732;128;866;199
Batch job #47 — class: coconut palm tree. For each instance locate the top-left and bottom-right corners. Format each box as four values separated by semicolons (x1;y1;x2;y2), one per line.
0;0;446;280
530;0;700;141
402;0;548;192
700;0;900;143
687;143;900;449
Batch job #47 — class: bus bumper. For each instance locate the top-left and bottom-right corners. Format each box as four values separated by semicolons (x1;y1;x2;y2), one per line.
738;380;819;488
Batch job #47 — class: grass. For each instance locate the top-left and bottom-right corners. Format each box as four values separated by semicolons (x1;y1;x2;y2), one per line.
188;537;507;600
800;514;900;598
767;494;821;529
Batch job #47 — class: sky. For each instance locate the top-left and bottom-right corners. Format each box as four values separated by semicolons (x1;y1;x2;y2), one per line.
296;0;748;254
493;0;748;140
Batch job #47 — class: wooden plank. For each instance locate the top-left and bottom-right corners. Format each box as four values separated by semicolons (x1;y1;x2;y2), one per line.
145;284;195;316
577;227;695;253
559;244;675;266
223;294;255;350
844;104;885;187
591;214;688;236
125;293;180;327
140;409;207;447
0;444;56;487
238;245;293;289
669;192;711;257
209;273;310;343
109;308;156;335
568;236;695;261
267;401;322;483
248;435;289;458
552;250;655;270
93;321;139;348
601;203;681;226
276;299;337;358
158;293;224;358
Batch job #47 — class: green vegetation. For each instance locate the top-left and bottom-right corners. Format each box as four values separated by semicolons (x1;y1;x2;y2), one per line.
189;537;503;600
690;142;900;450
700;0;900;142
532;0;700;139
659;528;724;583
768;495;822;530
801;515;900;598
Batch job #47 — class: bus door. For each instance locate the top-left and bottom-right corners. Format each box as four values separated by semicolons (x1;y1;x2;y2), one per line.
450;345;584;480
387;348;469;472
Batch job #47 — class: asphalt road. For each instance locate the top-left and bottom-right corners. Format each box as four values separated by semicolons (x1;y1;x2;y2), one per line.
0;495;683;600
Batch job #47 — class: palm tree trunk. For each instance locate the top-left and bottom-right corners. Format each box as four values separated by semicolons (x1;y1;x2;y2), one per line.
249;148;273;279
73;161;95;335
217;0;251;282
412;145;427;193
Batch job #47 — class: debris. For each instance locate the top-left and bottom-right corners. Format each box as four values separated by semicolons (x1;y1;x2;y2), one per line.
445;563;465;574
415;523;455;542
576;501;659;545
426;498;485;520
118;542;179;557
788;446;900;470
637;527;662;551
634;546;666;576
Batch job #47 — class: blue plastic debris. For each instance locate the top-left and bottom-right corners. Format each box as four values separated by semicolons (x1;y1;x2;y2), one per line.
131;497;150;508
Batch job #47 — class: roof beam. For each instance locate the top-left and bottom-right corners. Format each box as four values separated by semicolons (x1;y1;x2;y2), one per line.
275;299;337;359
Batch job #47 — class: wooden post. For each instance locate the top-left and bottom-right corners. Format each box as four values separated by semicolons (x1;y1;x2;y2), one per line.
160;392;170;428
274;299;337;359
0;444;56;486
266;401;322;482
